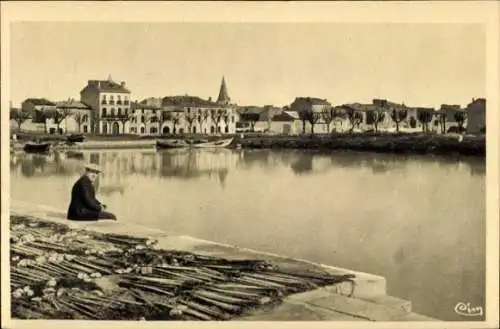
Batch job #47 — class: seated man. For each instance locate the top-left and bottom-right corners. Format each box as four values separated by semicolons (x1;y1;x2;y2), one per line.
67;163;117;221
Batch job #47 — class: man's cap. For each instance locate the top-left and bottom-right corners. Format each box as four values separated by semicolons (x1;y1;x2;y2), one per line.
84;163;102;173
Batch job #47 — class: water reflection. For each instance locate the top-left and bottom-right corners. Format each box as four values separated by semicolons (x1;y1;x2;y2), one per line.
10;148;485;321
10;149;485;182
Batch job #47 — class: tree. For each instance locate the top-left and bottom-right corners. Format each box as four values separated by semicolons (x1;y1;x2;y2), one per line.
454;110;467;132
417;109;434;132
306;111;321;135
366;109;385;133
222;110;230;134
390;107;408;133
409;116;417;129
211;109;223;134
185;111;197;134
240;112;259;132
438;112;447;134
345;108;363;133
298;111;308;134
321;108;335;133
10;108;31;131
172;113;180;134
72;112;86;133
52;108;72;133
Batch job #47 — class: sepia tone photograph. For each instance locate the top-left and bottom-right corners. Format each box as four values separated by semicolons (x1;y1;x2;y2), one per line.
1;2;499;329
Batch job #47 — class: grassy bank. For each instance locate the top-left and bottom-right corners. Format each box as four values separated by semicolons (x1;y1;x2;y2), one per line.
237;133;485;157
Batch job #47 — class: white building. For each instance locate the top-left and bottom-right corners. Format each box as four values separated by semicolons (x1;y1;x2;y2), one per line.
80;76;132;134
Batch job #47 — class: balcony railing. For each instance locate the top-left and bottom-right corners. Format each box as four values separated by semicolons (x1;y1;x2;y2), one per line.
101;114;130;120
124;101;129;105
117;100;122;105
101;100;107;105
109;100;115;105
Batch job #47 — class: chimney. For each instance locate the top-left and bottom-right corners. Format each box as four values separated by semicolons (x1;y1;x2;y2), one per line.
121;81;125;87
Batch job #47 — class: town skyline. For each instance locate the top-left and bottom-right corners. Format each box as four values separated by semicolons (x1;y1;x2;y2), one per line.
10;22;485;109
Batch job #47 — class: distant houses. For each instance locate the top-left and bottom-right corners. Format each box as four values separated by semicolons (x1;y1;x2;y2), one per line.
12;77;486;136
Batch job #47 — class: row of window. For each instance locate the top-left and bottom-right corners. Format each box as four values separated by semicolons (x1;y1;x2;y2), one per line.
102;108;128;116
101;95;129;101
102;100;129;105
129;125;231;134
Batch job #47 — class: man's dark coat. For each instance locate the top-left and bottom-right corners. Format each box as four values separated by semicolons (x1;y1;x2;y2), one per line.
67;175;115;220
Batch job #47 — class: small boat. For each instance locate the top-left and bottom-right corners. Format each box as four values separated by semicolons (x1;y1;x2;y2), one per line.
156;139;189;149
66;150;84;159
23;142;51;154
192;138;234;149
67;134;85;143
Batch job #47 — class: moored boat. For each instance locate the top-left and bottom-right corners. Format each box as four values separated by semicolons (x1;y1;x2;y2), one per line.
23;142;51;154
192;138;234;149
67;134;85;143
156;139;189;149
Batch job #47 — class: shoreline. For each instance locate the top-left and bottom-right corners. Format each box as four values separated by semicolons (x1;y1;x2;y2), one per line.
11;132;486;157
8;200;438;321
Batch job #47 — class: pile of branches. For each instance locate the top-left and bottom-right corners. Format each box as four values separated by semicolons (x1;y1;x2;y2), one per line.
10;215;355;320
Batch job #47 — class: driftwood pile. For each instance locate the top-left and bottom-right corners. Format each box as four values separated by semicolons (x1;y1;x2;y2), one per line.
10;215;354;320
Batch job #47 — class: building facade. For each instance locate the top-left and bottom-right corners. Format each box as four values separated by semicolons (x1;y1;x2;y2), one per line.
466;98;486;134
46;99;93;134
80;76;131;134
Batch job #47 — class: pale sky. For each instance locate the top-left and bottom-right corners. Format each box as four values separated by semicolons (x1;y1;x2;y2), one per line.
10;22;485;108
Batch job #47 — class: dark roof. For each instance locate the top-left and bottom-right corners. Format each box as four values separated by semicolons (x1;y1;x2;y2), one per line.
272;112;296;122
162;96;221;108
217;76;230;104
80;79;131;94
23;98;56;106
131;101;160;110
291;97;331;106
55;99;92;110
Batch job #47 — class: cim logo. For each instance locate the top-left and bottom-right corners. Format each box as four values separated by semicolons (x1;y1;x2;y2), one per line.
454;302;484;317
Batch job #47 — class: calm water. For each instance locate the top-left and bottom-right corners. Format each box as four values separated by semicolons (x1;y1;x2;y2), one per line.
10;148;485;321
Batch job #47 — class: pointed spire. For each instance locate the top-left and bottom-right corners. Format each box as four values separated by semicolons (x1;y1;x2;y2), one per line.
217;76;230;105
108;74;113;82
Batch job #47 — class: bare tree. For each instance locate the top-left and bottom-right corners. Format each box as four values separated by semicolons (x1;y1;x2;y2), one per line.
222;110;230;134
438;112;447;134
367;109;385;133
454;110;467;132
417;109;434;132
10;108;31;131
172;113;180;134
72;112;86;133
185;111;197;134
240;112;259;132
211;109;223;134
306;111;321;135
345;108;363;133
390;107;408;133
298;111;308;134
321;108;335;133
52;108;73;133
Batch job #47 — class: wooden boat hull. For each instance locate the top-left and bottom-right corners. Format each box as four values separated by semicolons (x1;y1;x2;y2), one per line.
23;143;51;154
67;134;85;143
192;138;234;149
156;140;189;149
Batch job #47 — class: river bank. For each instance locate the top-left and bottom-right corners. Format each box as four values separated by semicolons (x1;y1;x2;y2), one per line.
11;131;485;157
8;200;437;322
237;133;485;157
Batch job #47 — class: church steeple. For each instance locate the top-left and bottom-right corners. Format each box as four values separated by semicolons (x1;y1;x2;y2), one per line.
216;76;230;105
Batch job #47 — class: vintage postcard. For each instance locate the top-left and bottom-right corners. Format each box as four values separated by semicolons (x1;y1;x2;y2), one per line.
1;2;499;329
